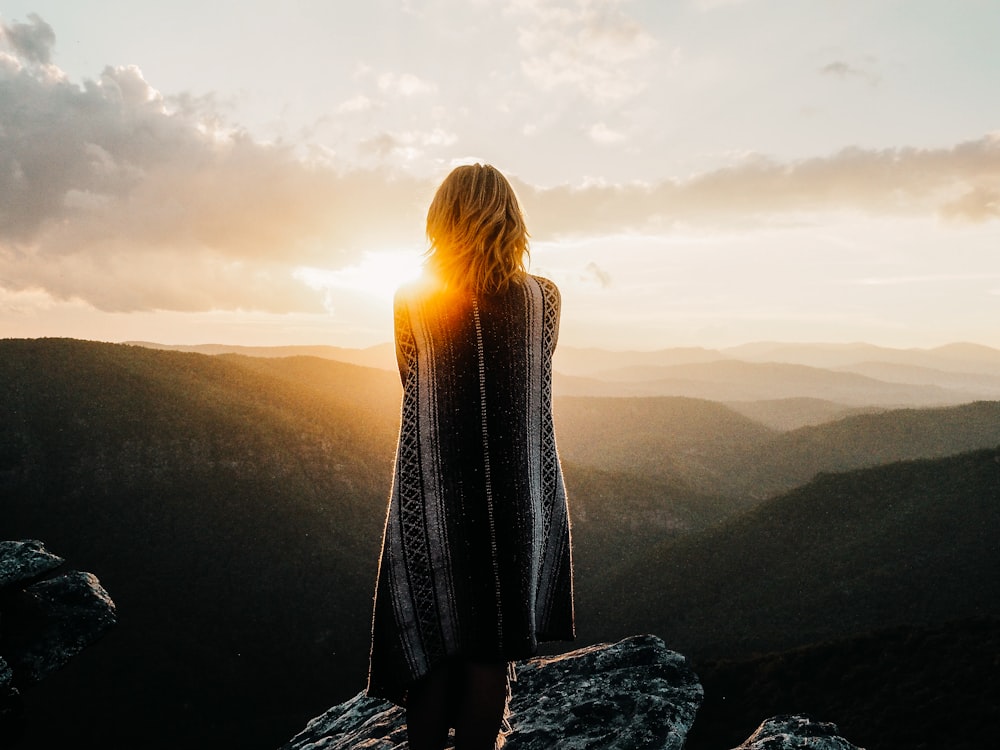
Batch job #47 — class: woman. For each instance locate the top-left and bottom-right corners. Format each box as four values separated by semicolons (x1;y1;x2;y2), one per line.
367;164;575;749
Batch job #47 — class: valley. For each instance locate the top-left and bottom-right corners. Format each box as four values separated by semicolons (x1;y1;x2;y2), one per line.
2;337;998;750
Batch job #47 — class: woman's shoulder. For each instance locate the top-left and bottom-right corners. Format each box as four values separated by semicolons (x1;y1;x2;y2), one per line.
526;274;561;301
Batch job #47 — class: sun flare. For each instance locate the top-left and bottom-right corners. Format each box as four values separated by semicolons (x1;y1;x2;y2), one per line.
294;250;425;304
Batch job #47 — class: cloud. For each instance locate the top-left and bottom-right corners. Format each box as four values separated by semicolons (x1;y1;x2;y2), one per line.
510;0;656;102
3;15;998;318
940;186;1000;222
517;135;1000;237
0;23;428;313
588;122;626;144
337;94;374;113
820;60;880;86
584;261;612;287
0;13;55;65
359;128;458;161
376;71;437;97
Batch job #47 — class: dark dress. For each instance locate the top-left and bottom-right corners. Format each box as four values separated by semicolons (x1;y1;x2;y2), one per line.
367;273;575;705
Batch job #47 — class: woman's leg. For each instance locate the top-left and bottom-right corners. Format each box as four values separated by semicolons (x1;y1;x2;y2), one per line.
405;664;453;750
453;661;510;750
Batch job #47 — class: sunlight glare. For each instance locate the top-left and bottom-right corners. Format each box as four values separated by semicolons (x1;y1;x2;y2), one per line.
294;250;425;304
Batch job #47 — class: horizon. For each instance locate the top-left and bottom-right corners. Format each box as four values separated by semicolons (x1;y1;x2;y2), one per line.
7;334;1000;356
2;2;999;351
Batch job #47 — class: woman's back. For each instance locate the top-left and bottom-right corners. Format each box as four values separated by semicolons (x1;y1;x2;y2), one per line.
368;273;574;703
366;164;574;749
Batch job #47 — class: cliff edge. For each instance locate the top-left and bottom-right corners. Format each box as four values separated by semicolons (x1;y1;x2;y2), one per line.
279;634;863;750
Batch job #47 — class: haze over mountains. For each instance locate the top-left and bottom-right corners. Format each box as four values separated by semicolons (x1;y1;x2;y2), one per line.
3;337;998;750
131;338;1000;414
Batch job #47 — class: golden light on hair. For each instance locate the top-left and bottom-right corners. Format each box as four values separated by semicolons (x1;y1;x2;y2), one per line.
425;163;529;294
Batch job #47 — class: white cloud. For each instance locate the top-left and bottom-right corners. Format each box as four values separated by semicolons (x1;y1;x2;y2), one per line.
359;128;458;161
4;13;998;321
337;94;373;113
588;122;626;144
518;136;1000;237
376;71;437;97
510;0;656;102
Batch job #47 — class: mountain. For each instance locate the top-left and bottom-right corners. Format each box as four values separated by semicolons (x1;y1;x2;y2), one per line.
721;340;1000;373
581;447;1000;663
721;398;879;431
686;616;1000;750
2;339;397;750
554;395;776;478
557;359;984;405
556;395;1000;501
4;338;998;749
126;340;397;371
551;345;728;376
833;360;1000;399
729;401;1000;499
0;339;728;750
130;340;1000;407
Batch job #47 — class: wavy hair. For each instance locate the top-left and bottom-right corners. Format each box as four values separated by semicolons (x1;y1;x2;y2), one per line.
425;163;529;294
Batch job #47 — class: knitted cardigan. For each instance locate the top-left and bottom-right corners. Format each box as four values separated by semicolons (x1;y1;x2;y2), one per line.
367;273;575;705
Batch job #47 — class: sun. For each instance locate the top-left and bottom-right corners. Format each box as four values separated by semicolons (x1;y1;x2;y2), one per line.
294;249;426;303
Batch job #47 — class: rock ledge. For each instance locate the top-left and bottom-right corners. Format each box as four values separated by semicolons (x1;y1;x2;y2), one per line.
280;634;865;749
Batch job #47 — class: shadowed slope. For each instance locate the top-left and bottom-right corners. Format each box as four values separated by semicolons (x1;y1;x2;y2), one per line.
583;447;1000;662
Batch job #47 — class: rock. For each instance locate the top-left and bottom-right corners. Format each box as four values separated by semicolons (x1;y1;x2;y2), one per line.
731;714;864;749
1;657;18;715
280;635;866;750
0;540;64;588
0;539;117;739
280;634;704;750
508;635;703;749
3;570;118;684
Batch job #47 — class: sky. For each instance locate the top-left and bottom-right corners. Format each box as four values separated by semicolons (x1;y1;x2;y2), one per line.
2;0;999;351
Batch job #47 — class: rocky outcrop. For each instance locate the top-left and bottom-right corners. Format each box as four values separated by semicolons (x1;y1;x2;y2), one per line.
0;538;864;749
733;714;863;749
280;634;864;749
282;634;702;750
0;539;117;740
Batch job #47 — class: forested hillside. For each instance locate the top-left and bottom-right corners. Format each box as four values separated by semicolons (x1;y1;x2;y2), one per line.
581;447;1000;662
2;339;396;749
3;338;998;750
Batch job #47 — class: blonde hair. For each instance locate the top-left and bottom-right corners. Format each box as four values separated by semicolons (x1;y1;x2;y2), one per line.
425;163;529;294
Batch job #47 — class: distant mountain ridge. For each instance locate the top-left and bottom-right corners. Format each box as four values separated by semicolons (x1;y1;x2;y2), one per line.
4;338;999;750
125;340;396;371
555;395;1000;501
128;339;1000;410
721;340;1000;372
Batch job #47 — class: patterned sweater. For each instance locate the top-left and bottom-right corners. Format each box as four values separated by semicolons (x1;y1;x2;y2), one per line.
367;273;575;705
